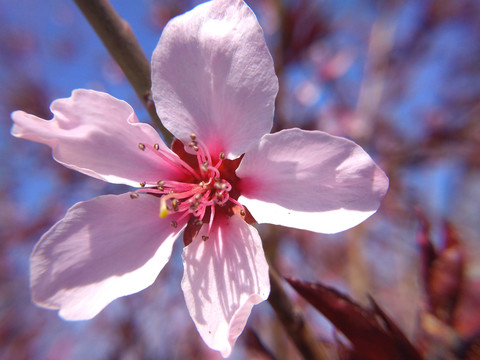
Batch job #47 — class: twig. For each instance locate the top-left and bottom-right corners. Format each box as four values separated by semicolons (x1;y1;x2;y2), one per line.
268;266;330;360
73;0;173;144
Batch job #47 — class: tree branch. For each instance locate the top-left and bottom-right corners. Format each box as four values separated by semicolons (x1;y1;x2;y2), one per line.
73;0;173;144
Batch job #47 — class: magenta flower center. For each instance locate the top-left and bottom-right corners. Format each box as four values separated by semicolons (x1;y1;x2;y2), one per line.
133;134;246;242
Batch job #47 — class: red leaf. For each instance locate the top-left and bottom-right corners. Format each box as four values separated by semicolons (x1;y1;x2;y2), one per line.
429;225;464;324
416;209;437;297
417;214;465;324
243;328;277;360
286;278;423;360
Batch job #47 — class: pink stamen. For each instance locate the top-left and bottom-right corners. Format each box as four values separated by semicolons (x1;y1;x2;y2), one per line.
177;210;192;223
216;192;230;205
228;197;244;209
214;152;225;169
144;136;246;236
223;182;232;192
193;205;206;220
208;166;220;178
161;180;198;190
143;143;200;180
164;187;204;202
136;188;168;195
195;137;212;166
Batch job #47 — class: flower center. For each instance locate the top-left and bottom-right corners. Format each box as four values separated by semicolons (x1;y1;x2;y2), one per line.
133;134;246;243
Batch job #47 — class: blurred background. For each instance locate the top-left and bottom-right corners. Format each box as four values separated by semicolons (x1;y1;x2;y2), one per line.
1;0;479;359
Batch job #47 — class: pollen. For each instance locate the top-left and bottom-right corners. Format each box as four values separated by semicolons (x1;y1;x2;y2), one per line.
130;192;139;199
200;161;209;172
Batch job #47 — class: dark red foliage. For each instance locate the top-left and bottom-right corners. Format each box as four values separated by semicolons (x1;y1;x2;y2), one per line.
281;0;329;63
243;328;277;360
417;209;437;294
183;215;203;247
286;277;424;360
418;215;465;324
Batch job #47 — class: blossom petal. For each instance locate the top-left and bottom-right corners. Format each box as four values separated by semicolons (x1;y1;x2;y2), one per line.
236;128;389;234
151;0;278;158
11;89;185;187
181;214;270;357
31;193;186;320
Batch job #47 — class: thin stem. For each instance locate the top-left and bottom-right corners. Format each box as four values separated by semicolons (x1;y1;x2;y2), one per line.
268;266;330;360
73;0;173;144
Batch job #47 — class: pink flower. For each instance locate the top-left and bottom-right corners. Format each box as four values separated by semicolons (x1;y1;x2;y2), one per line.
10;0;388;357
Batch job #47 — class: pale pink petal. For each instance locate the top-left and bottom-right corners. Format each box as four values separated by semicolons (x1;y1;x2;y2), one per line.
181;214;270;357
151;0;278;158
237;128;389;234
11;89;184;187
31;192;186;320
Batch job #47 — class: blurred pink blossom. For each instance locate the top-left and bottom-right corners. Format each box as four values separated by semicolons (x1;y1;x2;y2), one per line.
10;0;388;357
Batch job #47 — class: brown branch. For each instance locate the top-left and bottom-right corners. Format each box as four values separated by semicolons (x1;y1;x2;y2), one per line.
73;0;173;144
268;266;330;360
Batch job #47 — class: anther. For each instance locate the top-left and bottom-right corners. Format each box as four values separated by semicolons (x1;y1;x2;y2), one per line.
171;221;178;228
140;182;146;187
130;193;139;199
190;202;199;210
214;182;227;190
157;180;165;186
201;161;209;172
193;145;199;152
240;209;246;216
190;134;197;140
138;143;146;151
189;141;198;148
172;199;180;211
202;235;209;241
154;143;160;150
194;219;203;226
219;152;225;159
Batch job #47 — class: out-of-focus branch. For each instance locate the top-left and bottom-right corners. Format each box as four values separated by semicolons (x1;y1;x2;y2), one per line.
73;0;173;144
268;266;330;360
